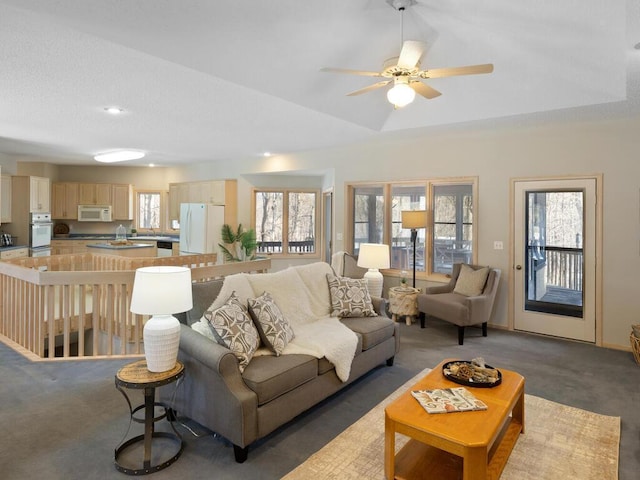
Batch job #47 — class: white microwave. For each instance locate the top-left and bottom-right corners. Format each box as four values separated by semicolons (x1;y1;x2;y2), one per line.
78;205;112;222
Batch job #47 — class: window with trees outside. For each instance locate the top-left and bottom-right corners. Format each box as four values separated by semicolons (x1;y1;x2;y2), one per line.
137;191;162;231
253;189;319;256
347;179;477;278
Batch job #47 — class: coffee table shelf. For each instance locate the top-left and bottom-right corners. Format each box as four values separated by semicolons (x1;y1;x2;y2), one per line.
385;358;525;480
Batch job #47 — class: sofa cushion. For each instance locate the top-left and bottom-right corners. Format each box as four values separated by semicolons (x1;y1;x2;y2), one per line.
205;292;260;372
326;274;376;318
242;354;318;405
248;291;295;356
340;316;396;351
453;264;490;297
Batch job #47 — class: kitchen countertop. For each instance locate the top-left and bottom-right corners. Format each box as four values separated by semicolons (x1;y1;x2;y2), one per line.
86;243;157;250
53;235;179;242
0;244;29;251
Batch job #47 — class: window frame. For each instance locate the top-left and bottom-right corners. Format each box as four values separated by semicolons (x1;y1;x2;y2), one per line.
135;189;169;233
346;177;478;282
251;187;321;259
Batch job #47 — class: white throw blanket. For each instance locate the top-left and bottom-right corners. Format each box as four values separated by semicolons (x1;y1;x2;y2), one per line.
209;262;358;382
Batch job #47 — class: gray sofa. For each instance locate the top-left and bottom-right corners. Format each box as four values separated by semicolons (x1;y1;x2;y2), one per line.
161;264;400;463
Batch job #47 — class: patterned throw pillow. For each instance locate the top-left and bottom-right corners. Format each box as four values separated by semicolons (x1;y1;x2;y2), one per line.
326;274;377;318
204;291;260;372
453;264;490;297
248;292;294;356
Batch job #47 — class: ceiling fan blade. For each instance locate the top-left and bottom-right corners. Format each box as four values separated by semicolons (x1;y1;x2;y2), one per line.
397;40;426;70
346;80;392;96
321;67;383;77
421;63;494;79
410;81;441;99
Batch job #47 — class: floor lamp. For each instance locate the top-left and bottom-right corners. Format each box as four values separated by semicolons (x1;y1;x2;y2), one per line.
401;210;427;288
357;243;390;298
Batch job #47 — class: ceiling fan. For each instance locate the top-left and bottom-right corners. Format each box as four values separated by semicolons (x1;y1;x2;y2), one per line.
321;0;494;108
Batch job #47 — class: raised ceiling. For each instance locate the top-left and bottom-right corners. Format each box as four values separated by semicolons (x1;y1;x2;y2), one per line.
0;0;635;166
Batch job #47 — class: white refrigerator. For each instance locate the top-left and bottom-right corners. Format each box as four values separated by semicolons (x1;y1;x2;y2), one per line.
179;203;225;255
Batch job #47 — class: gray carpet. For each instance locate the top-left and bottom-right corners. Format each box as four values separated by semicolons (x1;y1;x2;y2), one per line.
1;319;638;480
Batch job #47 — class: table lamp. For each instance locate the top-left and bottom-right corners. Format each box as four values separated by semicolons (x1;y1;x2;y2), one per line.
130;266;193;372
401;210;427;288
357;243;390;298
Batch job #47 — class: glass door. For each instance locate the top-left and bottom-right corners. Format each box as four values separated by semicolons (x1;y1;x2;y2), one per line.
514;178;596;342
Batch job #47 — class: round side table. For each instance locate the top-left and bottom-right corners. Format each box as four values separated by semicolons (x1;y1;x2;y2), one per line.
114;360;184;475
389;286;421;325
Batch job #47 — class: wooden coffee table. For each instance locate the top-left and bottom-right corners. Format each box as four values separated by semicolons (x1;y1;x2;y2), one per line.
384;359;525;480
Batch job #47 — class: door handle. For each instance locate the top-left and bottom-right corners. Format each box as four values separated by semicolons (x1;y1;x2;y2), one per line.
515;265;522;270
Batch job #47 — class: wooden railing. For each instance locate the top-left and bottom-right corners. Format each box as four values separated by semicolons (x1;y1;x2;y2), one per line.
0;253;271;361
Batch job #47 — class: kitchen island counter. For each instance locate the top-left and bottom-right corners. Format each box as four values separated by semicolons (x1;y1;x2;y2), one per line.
86;243;156;257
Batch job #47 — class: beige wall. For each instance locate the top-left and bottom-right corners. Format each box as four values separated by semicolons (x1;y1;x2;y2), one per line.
3;114;639;350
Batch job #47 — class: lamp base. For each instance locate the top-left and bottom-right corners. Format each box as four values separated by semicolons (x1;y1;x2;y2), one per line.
143;314;181;372
363;269;384;298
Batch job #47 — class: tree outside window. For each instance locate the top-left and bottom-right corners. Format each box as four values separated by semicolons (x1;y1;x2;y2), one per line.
137;192;161;230
254;189;318;256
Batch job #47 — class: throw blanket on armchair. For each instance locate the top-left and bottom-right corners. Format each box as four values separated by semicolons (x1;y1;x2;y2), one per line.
208;262;359;382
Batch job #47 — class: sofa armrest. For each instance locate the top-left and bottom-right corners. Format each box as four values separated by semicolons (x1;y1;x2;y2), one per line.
371;296;389;318
165;324;259;448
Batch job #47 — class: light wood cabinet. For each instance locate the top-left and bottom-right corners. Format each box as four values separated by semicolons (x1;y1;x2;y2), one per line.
0;247;28;260
112;184;133;220
1;175;12;223
50;239;103;255
168;179;237;226
78;183;112;205
29;176;50;213
52;182;79;219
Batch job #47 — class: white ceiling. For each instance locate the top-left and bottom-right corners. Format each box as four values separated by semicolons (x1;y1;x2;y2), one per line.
0;0;636;167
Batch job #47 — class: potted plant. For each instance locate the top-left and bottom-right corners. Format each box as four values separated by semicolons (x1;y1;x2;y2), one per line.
218;224;259;262
130;228;137;237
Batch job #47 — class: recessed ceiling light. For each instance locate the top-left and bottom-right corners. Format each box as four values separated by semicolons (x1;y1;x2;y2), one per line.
263;152;272;157
104;107;124;115
148;163;155;167
94;150;145;163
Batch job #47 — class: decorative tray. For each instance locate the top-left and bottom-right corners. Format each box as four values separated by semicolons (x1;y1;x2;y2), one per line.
442;360;502;388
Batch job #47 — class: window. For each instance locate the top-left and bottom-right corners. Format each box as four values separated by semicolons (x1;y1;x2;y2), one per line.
136;191;162;231
347;178;477;278
253;189;319;256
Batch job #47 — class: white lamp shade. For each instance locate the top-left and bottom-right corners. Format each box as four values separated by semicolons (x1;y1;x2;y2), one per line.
130;266;193;372
130;266;193;315
357;243;390;269
402;210;427;229
387;82;415;108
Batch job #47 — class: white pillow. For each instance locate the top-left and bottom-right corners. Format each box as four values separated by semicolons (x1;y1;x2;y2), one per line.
453;264;490;297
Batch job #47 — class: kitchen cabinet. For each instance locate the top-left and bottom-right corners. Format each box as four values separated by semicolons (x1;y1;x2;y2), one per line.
78;183;111;205
168;179;237;226
112;184;133;220
168;183;190;223
29;176;50;213
1;175;11;223
50;239;103;255
52;182;79;219
0;247;28;260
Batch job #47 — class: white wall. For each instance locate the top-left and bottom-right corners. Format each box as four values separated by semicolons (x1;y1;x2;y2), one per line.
179;114;640;350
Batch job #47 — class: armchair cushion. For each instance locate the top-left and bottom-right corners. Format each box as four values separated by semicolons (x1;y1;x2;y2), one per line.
453;264;490;297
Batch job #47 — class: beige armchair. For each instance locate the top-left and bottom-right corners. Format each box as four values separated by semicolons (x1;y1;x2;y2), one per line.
417;263;501;345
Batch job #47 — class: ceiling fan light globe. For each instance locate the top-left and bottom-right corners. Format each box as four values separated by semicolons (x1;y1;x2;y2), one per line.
387;83;415;107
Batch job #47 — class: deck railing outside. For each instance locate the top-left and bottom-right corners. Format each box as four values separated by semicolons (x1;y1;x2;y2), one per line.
0;253;270;360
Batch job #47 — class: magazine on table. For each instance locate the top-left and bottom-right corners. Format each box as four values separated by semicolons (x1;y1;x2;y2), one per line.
411;387;488;414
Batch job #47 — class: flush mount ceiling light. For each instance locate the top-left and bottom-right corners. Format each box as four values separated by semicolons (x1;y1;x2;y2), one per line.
94;150;145;163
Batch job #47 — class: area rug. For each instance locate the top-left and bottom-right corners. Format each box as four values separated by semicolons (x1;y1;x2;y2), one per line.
283;368;620;480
